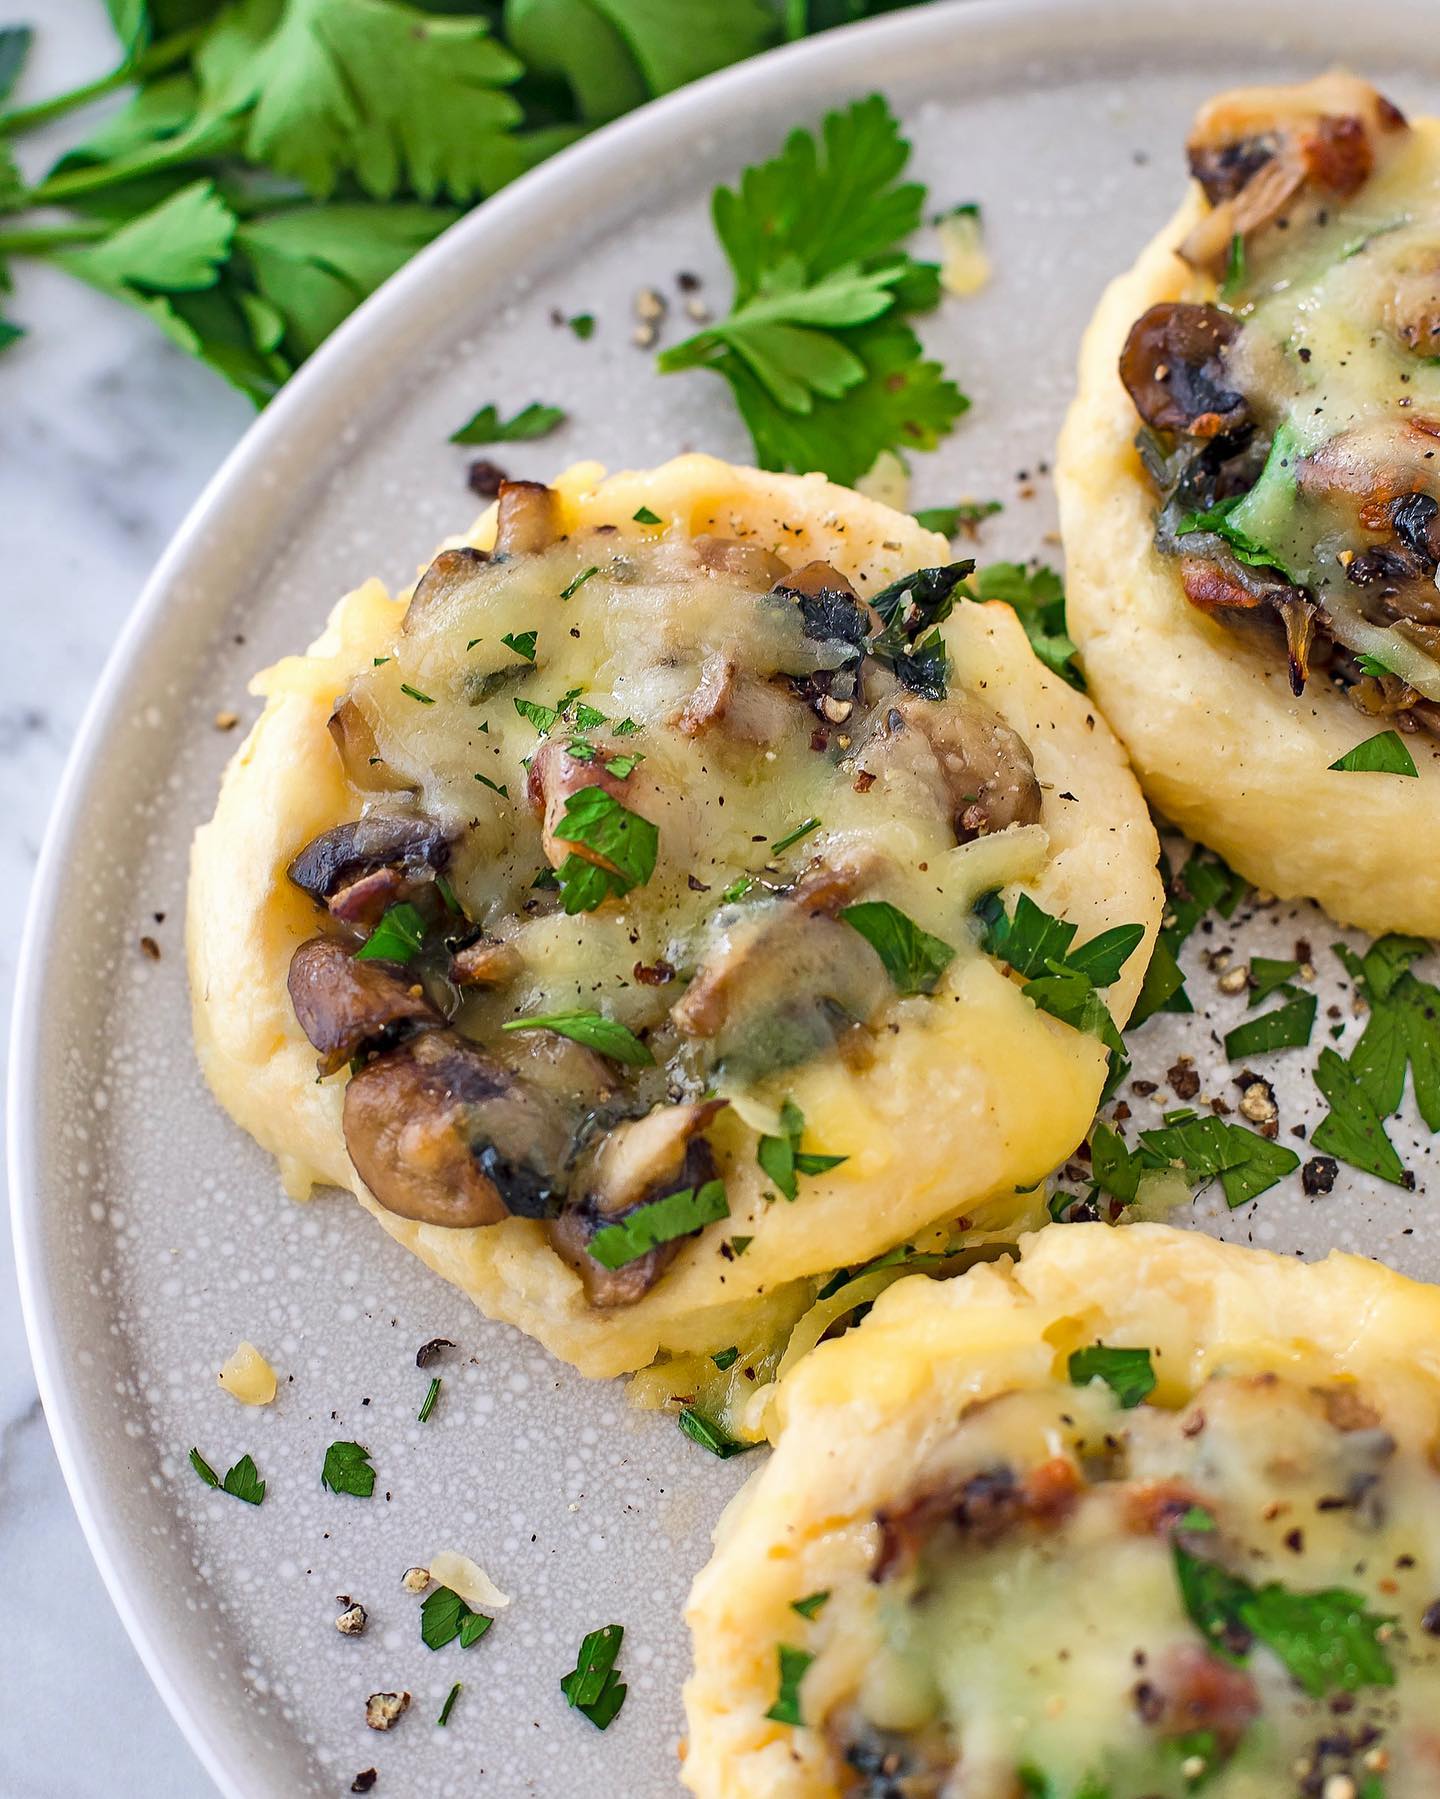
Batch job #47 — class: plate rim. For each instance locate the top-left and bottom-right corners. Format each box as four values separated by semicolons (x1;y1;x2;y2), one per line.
12;0;1437;1789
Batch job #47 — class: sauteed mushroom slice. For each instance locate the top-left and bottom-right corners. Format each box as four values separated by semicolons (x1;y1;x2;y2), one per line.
288;814;452;919
548;1101;725;1307
343;1029;573;1228
859;694;1042;842
492;480;561;557
288;937;443;1077
693;535;789;587
401;545;490;635
525;734;658;874
328;698;418;794
1119;304;1247;440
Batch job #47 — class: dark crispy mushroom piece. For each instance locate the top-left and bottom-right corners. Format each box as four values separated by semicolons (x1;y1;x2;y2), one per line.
288;815;451;909
1119;304;1247;440
548;1101;725;1306
343;1029;573;1228
1178;554;1320;695
858;694;1042;842
328;697;418;794
492;480;560;557
288;937;443;1076
401;546;490;635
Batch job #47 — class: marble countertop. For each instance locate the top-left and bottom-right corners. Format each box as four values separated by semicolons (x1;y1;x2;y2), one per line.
2;5;247;1790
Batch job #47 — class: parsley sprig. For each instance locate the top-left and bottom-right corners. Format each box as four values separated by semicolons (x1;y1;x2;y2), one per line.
756;1098;847;1200
657;95;968;485
561;1624;627;1730
189;1446;265;1505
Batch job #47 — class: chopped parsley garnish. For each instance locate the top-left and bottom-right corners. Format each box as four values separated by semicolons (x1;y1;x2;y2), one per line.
568;313;595;340
561;1625;627;1730
572;702;607;730
1356;653;1394;677
1091;1115;1299;1211
612;716;641;736
632;505;661;524
964;561;1082;688
399;682;435;704
791;1591;830;1620
914;499;1003;536
355;901;427;965
1067;1343;1156;1409
656;96;967;486
189;1447;265;1506
500;629;537;661
711;1347;739;1371
772;816;821;856
604;751;643;778
552;786;659;914
976;891;1140;1058
1329;730;1418;777
840;900;955;996
474;772;510;796
729;1234;753;1256
1223;988;1316;1061
421;1585;493;1651
1312;1047;1407;1185
1220;231;1246;301
756;1098;847;1201
1248;956;1302;1003
373;655;390;666
1173;1540;1395;1697
1130;847;1248;1026
560;564;599;601
449;401;564;445
514;696;560;733
678;1407;756;1459
763;1644;814;1726
418;1377;442;1423
436;1682;462;1726
502;1009;654;1067
320;1440;376;1498
589;1180;729;1270
720;874;755;904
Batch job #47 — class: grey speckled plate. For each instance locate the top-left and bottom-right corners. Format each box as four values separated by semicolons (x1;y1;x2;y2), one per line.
12;2;1440;1794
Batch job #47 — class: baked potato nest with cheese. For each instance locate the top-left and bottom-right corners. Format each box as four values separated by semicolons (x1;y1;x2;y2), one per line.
684;1221;1440;1798
1059;76;1440;935
189;454;1160;1379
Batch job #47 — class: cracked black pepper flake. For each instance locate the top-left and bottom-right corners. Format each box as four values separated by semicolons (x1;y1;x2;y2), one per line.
466;458;509;498
415;1337;456;1368
351;1772;378;1794
1302;1156;1339;1196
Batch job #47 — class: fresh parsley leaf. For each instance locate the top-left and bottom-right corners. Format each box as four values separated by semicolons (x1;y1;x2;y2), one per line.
1135;1114;1300;1209
588;1179;729;1269
756;1097;846;1200
977;892;1138;1055
678;1406;756;1459
1311;1047;1408;1186
657;96;966;485
612;715;640;735
1067;1344;1156;1409
354;901;426;965
568;312;595;338
791;1591;830;1620
976;890;1076;979
560;564;599;601
417;1376;441;1423
514;696;560;733
1356;653;1394;678
502;1009;654;1067
400;682;434;703
220;0;523;202
914;498;1002;536
764;1644;813;1726
420;1584;493;1651
604;751;642;778
840;899;954;995
632;504;661;524
474;772;509;796
436;1681;462;1726
1333;937;1440;1132
1248;956;1302;1004
552;786;659;914
561;1624;626;1729
1066;924;1147;988
1329;730;1418;777
711;1346;739;1371
1223;987;1316;1060
1021;966;1124;1057
0;25;32;106
965;561;1082;688
720;875;754;904
772;816;821;856
320;1440;375;1498
1220;231;1246;301
1130;848;1248;1027
500;629;537;661
450;401;565;445
190;1447;265;1505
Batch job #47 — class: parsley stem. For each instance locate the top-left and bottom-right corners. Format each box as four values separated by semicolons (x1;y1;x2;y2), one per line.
0;219;110;255
0;28;204;137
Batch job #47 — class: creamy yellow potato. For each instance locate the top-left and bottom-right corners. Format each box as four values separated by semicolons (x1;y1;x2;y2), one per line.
1059;76;1440;934
685;1222;1440;1798
188;456;1160;1378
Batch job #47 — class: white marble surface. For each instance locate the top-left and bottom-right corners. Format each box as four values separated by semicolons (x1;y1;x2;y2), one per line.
2;3;245;1788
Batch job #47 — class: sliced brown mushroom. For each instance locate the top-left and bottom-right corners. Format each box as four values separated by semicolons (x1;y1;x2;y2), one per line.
548;1101;724;1306
401;545;490;635
1178;554;1319;695
492;480;561;557
525;735;656;874
288;814;451;914
328;697;418;794
693;535;788;587
1119;304;1247;440
448;936;522;988
1180;75;1407;269
857;694;1041;843
343;1029;573;1228
288;937;443;1077
670;653;799;746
